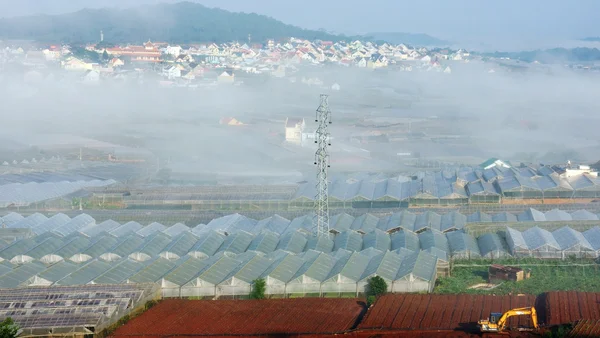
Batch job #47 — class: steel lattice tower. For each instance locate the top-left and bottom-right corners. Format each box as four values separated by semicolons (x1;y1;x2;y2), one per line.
313;94;332;238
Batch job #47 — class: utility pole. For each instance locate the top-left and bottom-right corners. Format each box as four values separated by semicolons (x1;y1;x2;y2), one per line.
313;94;332;238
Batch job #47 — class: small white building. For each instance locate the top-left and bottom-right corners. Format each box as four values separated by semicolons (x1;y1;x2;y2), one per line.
163;66;181;79
285;117;306;144
165;45;183;57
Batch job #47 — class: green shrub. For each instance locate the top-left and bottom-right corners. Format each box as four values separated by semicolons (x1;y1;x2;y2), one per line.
367;276;388;297
250;278;266;300
0;318;19;338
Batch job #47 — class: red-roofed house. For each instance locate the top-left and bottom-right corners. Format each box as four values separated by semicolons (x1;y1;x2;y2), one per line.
105;40;161;63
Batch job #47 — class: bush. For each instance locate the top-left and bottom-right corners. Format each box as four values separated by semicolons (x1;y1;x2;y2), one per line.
367;276;388;297
250;278;266;299
367;295;377;307
0;318;19;338
145;300;158;310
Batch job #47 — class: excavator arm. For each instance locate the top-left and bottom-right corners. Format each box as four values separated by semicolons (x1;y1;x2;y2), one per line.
478;307;539;332
496;307;539;331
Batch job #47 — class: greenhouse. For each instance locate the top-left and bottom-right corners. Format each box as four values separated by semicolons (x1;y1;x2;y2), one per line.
446;231;481;259
583;227;600;256
1;210;600;297
552;226;595;258
477;233;510;259
504;226;598;258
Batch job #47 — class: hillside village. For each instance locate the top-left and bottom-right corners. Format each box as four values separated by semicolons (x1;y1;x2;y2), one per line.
1;38;470;87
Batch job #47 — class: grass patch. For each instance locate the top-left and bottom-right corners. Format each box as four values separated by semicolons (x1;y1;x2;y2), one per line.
434;258;600;295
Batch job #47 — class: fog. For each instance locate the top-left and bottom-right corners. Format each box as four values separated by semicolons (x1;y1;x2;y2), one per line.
1;55;599;185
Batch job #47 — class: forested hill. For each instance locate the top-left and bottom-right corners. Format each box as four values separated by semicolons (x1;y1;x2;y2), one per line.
0;2;358;44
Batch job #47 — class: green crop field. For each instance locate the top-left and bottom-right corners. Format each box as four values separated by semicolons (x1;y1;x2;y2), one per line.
434;258;600;295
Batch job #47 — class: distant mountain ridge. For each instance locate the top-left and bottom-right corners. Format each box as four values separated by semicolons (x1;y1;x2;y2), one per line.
367;32;450;47
581;37;600;42
0;1;361;44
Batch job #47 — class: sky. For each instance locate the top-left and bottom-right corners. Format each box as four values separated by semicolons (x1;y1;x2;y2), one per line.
0;0;599;50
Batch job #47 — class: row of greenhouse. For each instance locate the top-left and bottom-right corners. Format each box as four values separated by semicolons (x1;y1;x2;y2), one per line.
3;207;600;239
3;212;600;267
0;179;116;207
0;247;439;296
0;219;481;264
505;226;600;258
293;169;600;207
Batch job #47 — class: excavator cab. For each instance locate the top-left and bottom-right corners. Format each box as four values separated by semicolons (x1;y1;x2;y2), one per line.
489;312;502;324
478;313;502;332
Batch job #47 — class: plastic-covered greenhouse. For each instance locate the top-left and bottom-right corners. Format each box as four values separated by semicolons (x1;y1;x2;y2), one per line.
1;210;600;298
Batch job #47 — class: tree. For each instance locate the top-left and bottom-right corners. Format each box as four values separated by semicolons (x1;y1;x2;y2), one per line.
249;278;266;299
367;276;388;298
0;318;19;338
102;50;109;61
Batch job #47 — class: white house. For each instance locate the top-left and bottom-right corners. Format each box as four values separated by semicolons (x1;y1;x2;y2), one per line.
165;45;183;58
163;66;181;79
285;118;306;144
218;70;235;83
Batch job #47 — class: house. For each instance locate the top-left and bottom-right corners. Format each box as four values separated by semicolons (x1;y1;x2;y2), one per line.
62;57;94;71
285;118;305;144
219;117;244;126
165;45;183;57
82;70;100;83
480;158;511;170
105;40;161;63
163;66;181;79
109;58;125;68
181;71;195;81
42;46;61;60
217;70;235;83
356;57;368;68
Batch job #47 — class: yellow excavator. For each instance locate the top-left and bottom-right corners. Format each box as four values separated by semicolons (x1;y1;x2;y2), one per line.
478;307;539;332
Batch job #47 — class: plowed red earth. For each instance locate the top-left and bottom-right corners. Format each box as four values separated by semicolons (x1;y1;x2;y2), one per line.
567;319;600;337
546;291;600;326
110;298;365;337
110;292;600;338
359;293;538;332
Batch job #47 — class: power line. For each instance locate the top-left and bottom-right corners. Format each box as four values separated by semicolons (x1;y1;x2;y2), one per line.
313;94;332;238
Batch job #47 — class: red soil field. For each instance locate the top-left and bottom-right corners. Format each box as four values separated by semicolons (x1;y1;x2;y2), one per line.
110;292;600;338
359;294;538;332
545;291;600;326
567;319;600;338
110;298;366;338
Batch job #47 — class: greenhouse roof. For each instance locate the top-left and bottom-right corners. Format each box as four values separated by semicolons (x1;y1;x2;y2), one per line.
552;226;593;251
